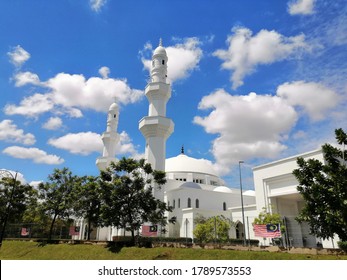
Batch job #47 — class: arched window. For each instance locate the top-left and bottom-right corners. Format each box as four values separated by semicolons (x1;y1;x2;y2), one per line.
173;199;175;209
178;198;180;208
223;202;227;211
195;199;199;208
187;198;191;208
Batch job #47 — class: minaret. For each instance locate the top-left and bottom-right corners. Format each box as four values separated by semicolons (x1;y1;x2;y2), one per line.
139;39;174;174
96;102;120;171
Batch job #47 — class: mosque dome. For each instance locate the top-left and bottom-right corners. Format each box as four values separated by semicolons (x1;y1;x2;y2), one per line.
180;182;202;189
213;186;233;193
165;153;218;177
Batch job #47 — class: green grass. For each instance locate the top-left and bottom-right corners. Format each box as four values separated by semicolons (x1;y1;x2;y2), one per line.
0;240;346;260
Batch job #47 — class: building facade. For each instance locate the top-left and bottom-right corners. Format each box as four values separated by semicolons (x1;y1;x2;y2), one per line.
78;41;338;249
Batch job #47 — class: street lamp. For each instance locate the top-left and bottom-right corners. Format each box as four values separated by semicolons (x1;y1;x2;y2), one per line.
238;161;246;246
0;170;18;248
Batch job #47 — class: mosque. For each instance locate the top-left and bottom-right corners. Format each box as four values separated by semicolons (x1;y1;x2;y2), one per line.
76;41;338;248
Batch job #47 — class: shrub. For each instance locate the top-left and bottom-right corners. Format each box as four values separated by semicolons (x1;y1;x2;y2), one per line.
337;241;347;252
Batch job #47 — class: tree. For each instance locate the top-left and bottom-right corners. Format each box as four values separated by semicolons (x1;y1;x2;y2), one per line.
0;175;34;243
73;175;102;240
293;128;347;242
193;215;231;243
100;157;171;243
253;208;285;233
38;168;79;240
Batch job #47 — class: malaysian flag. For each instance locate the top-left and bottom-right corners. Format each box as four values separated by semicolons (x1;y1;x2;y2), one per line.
253;224;281;238
21;227;30;237
142;225;158;237
69;226;80;236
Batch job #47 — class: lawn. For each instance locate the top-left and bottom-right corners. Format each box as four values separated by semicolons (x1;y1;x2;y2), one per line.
1;240;346;260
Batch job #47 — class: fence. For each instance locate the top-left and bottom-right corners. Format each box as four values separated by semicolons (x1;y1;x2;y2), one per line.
1;223;71;240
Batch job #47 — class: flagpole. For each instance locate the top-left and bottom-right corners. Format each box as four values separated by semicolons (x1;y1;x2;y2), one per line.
238;161;246;246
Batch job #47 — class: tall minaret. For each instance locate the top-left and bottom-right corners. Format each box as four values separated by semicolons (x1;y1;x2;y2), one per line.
96;102;120;171
139;39;174;174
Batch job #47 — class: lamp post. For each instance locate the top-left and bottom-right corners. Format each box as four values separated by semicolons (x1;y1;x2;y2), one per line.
238;161;246;246
0;170;18;248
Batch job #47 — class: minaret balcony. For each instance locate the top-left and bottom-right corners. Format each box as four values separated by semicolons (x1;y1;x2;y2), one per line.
145;82;171;100
139;116;174;139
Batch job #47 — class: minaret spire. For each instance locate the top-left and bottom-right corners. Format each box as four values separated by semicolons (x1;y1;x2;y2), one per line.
139;40;174;199
96;102;120;171
159;38;163;47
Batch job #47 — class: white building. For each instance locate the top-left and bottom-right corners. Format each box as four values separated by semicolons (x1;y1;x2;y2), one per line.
253;149;339;248
78;40;337;249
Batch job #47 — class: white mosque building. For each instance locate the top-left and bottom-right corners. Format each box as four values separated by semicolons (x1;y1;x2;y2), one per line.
78;40;338;248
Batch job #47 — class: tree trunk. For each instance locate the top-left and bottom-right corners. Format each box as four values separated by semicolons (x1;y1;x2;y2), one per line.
48;213;58;241
87;219;91;241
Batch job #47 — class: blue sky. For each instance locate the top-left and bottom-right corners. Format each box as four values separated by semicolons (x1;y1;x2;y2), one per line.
0;0;346;189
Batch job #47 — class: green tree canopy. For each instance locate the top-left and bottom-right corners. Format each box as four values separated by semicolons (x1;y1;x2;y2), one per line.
293;128;347;241
100;158;171;243
73;175;102;240
38;167;80;240
193;215;232;243
0;174;34;232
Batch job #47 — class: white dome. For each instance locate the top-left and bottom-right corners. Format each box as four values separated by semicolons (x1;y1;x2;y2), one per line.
109;102;119;111
153;39;167;56
153;45;166;56
213;186;233;193
180;182;202;189
243;190;255;196
165;154;218;177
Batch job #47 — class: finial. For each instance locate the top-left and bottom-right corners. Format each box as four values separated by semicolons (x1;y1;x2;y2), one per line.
181;145;184;154
159;38;163;47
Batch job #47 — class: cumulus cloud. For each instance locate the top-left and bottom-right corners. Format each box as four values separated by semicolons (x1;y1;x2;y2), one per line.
4;93;54;118
213;27;309;89
99;66;110;79
141;37;203;83
276;81;339;121
14;71;41;87
194;89;298;174
0;120;36;145
47;73;143;112
3;146;64;165
7;45;30;67
42;117;63;130
5;70;143;118
288;0;315;15
90;0;107;12
48;130;141;158
48;132;103;155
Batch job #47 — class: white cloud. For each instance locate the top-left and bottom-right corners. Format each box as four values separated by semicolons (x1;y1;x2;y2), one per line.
213;27;309;89
4;93;54;118
5;71;143;118
116;131;143;158
141;37;203;83
194;89;298;174
90;0;107;12
99;66;110;79
276;81;339;121
47;73;143;112
14;71;41;87
42;117;63;130
48;132;103;155
288;0;315;15
7;45;30;67
0;120;36;145
48;130;141;158
3;146;64;165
